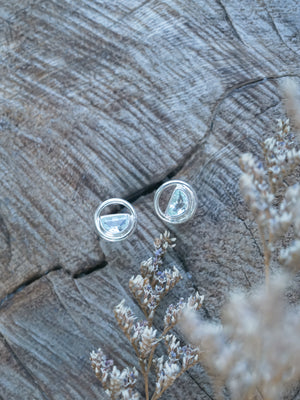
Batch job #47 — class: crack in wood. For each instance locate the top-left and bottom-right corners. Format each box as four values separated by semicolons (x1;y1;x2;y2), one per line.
153;74;300;184
254;100;281;117
185;368;215;400
125;177;170;205
73;260;108;279
124;141;204;206
241;219;264;259
209;73;300;135
215;0;245;45
262;0;300;58
0;213;12;272
0;259;109;307
0;265;63;309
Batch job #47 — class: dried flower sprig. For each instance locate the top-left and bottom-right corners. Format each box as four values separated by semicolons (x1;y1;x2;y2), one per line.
240;118;300;280
152;333;201;400
181;273;300;400
90;348;140;400
263;119;300;193
91;231;204;400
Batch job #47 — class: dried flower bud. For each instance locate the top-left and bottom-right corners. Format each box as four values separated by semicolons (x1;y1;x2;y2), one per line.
164;292;204;331
114;300;136;338
90;348;139;399
140;258;155;279
279;239;300;272
262;119;300;192
153;356;180;397
139;326;159;358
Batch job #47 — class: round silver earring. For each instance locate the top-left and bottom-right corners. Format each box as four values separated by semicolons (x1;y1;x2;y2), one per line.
94;198;137;241
154;180;197;224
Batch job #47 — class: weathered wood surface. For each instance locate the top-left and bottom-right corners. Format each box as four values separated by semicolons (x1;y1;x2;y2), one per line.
0;0;300;399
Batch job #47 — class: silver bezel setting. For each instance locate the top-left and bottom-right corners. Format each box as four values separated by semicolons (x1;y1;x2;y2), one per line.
94;198;137;241
154;180;197;224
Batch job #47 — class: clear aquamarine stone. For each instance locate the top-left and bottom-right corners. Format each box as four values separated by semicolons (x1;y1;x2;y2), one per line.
165;188;189;217
100;214;130;234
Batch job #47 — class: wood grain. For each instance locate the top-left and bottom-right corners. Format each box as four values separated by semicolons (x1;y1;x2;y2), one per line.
0;0;300;398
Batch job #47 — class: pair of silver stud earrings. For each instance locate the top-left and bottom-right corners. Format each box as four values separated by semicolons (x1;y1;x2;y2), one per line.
94;180;197;242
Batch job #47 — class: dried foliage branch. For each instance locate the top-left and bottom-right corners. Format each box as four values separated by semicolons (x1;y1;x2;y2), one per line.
91;231;204;400
181;273;300;400
180;81;300;400
240;117;300;280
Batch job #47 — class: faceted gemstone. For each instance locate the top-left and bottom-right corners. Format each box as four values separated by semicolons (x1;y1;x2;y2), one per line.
100;214;130;234
165;188;188;217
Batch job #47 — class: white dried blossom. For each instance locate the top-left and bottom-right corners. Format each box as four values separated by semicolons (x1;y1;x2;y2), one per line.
186;292;205;309
132;320;148;340
163;360;180;378
153;231;176;265
152;266;182;297
140;257;155;279
139;326;158;358
165;334;201;369
164;292;204;331
90;348;139;399
129;267;182;321
139;232;176;280
280;239;300;271
153;356;180;398
267;209;293;243
263;119;300;193
129;275;160;320
264;182;300;244
284;184;300;234
129;275;145;296
159;230;177;246
240;153;274;227
114;300;136;338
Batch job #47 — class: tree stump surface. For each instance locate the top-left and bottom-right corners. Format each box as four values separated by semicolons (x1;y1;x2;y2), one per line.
0;1;300;399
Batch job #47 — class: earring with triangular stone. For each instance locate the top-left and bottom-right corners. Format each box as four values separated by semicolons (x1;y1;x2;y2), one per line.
154;180;197;224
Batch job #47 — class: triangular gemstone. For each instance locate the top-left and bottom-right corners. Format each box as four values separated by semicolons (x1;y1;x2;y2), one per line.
100;214;130;234
165;188;189;217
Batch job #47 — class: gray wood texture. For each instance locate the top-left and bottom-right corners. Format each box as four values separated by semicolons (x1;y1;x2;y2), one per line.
0;0;300;399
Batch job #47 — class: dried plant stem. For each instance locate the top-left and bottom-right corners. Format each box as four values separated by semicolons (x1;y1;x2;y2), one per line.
145;346;156;398
144;371;149;400
144;326;172;399
143;344;156;400
122;329;141;363
141;332;170;398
